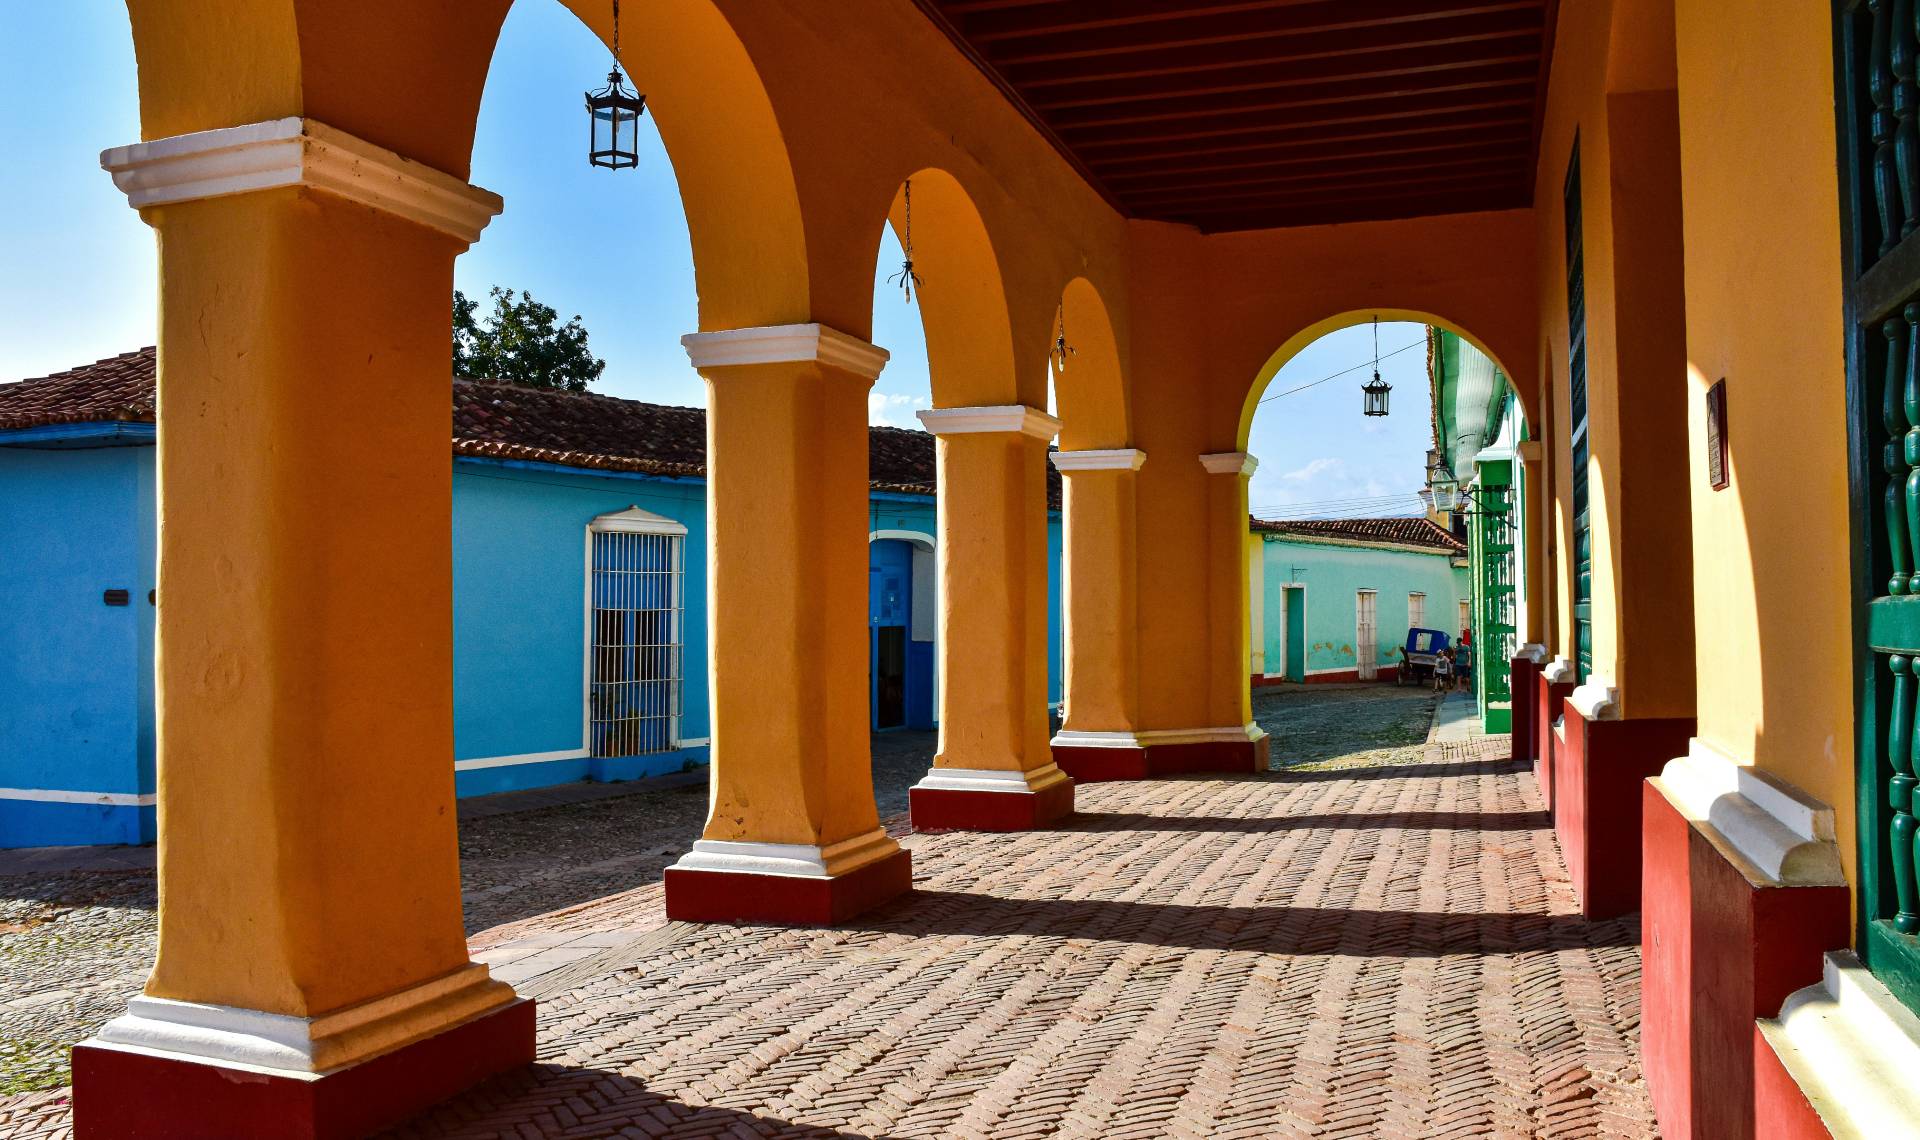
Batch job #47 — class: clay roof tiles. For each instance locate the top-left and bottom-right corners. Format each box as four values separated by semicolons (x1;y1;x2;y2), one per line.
1250;515;1465;554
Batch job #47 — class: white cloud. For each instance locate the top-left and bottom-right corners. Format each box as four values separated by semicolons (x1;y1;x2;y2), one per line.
1282;457;1340;481
868;391;929;428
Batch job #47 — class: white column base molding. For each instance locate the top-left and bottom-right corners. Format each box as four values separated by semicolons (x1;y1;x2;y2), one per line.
1198;451;1259;476
88;963;515;1076
669;827;899;880
1653;738;1844;887
1138;723;1270;746
680;323;889;379
1542;656;1575;684
1051;449;1146;472
1050;729;1147;749
100;118;502;245
1761;952;1920;1137
1567;676;1619;720
1518;643;1548;664
914;763;1070;794
917;405;1061;440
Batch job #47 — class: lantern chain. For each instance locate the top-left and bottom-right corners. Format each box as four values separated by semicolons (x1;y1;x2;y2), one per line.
1053;306;1076;371
888;179;924;303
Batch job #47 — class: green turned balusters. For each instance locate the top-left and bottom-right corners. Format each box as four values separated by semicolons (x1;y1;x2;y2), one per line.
1875;0;1903;255
1899;0;1919;236
1892;655;1919;933
1904;305;1920;590
1887;317;1912;595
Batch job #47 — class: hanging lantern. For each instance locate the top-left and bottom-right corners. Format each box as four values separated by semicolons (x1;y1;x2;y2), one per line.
585;0;646;170
1052;306;1076;372
1361;315;1390;416
887;179;924;302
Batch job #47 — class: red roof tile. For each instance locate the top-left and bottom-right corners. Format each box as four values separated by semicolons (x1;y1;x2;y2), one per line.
0;349;1050;503
1250;516;1465;553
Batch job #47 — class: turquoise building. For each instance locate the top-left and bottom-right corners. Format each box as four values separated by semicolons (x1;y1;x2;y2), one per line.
1248;518;1469;684
0;349;1063;848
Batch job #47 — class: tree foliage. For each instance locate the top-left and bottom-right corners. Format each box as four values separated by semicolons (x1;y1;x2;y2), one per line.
453;287;607;392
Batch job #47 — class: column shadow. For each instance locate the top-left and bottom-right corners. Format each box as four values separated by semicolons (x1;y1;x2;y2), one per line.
1065;809;1551;833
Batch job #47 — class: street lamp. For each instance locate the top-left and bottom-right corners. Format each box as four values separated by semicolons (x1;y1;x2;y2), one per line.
1361;316;1390;416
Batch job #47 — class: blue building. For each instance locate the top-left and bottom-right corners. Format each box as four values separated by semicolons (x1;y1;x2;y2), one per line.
0;349;1063;848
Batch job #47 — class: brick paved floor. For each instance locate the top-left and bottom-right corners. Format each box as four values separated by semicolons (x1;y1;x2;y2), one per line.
0;689;1657;1137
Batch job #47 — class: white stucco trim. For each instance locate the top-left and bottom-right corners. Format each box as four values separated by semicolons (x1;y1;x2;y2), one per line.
590;505;688;536
88;963;515;1075
1138;723;1270;746
1653;738;1845;887
1199;451;1259;477
1519;643;1548;664
0;788;155;807
452;749;590;773
869;528;935;549
1568;677;1619;720
1050;730;1146;749
669;827;898;879
913;763;1070;794
675;737;710;748
681;324;890;380
1051;449;1146;472
100;118;503;245
1542;656;1575;684
1760;952;1920;1138
917;405;1062;440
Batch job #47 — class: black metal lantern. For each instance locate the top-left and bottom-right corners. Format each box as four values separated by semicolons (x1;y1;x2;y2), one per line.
586;1;646;170
1361;316;1390;416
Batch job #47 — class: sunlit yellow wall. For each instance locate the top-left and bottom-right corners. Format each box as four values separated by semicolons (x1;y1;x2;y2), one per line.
1674;0;1855;878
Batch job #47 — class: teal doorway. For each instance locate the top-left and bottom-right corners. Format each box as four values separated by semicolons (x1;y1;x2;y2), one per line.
1283;586;1306;683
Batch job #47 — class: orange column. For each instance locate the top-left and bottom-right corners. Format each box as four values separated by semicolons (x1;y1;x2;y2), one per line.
664;325;912;922
908;406;1076;830
1048;449;1152;781
73;119;532;1137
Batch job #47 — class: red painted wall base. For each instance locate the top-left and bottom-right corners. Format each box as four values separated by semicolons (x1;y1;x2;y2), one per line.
1753;1025;1835;1140
1555;701;1693;918
1534;675;1574;813
1509;654;1540;766
1641;782;1848;1140
1055;735;1269;782
664;848;912;925
910;779;1074;831
70;997;536;1140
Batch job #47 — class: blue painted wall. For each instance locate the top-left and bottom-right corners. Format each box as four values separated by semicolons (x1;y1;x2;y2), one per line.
1256;533;1469;680
1;442;1065;846
0;442;156;846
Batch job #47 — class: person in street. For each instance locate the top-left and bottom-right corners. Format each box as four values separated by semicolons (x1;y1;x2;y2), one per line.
1456;630;1474;693
1432;647;1453;692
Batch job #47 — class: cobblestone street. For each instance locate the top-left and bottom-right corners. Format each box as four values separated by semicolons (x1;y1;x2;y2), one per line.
0;687;1657;1137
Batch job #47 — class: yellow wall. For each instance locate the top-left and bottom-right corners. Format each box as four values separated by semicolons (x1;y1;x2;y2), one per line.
1674;0;1855;877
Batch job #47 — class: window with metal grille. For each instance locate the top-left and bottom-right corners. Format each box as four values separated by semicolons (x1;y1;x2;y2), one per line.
1564;139;1593;682
1408;592;1427;630
587;508;686;759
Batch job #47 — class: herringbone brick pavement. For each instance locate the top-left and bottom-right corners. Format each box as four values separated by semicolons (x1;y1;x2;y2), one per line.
0;735;1655;1138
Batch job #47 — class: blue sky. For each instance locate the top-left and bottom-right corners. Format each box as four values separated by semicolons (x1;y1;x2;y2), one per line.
0;2;1432;517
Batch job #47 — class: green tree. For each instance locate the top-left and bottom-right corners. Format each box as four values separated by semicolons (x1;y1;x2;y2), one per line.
452;286;607;392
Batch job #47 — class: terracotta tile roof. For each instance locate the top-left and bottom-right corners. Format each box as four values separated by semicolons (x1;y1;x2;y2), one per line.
0;349;1057;504
1250;515;1466;553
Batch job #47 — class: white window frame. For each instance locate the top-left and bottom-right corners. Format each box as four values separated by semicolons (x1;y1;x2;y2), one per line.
1408;591;1427;630
584;506;689;757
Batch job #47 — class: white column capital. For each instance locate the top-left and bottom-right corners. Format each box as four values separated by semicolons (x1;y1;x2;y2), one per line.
100;117;503;245
1199;451;1259;477
917;405;1061;440
1051;448;1146;472
680;323;889;380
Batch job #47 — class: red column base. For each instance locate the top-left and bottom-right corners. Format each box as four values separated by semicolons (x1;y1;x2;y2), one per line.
664;848;912;925
1147;734;1269;775
1641;782;1848;1140
1535;675;1574;812
1555;700;1693;918
1753;1025;1835;1140
1509;654;1540;766
910;780;1074;831
70;998;535;1140
1053;745;1149;782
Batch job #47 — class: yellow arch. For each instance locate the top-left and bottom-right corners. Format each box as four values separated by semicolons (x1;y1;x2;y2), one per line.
1235;308;1521;452
881;169;1019;409
1052;277;1130;451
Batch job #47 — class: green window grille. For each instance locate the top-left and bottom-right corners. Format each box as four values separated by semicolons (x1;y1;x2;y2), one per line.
1472;480;1517;714
1839;0;1920;1011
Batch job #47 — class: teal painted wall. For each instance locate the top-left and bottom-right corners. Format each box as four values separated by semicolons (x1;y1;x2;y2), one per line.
1257;534;1469;679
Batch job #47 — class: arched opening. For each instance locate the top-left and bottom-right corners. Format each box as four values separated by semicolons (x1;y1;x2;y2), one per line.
1051;277;1129;451
867;530;937;732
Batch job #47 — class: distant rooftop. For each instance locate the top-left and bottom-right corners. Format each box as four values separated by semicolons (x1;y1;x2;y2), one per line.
1251;515;1466;554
